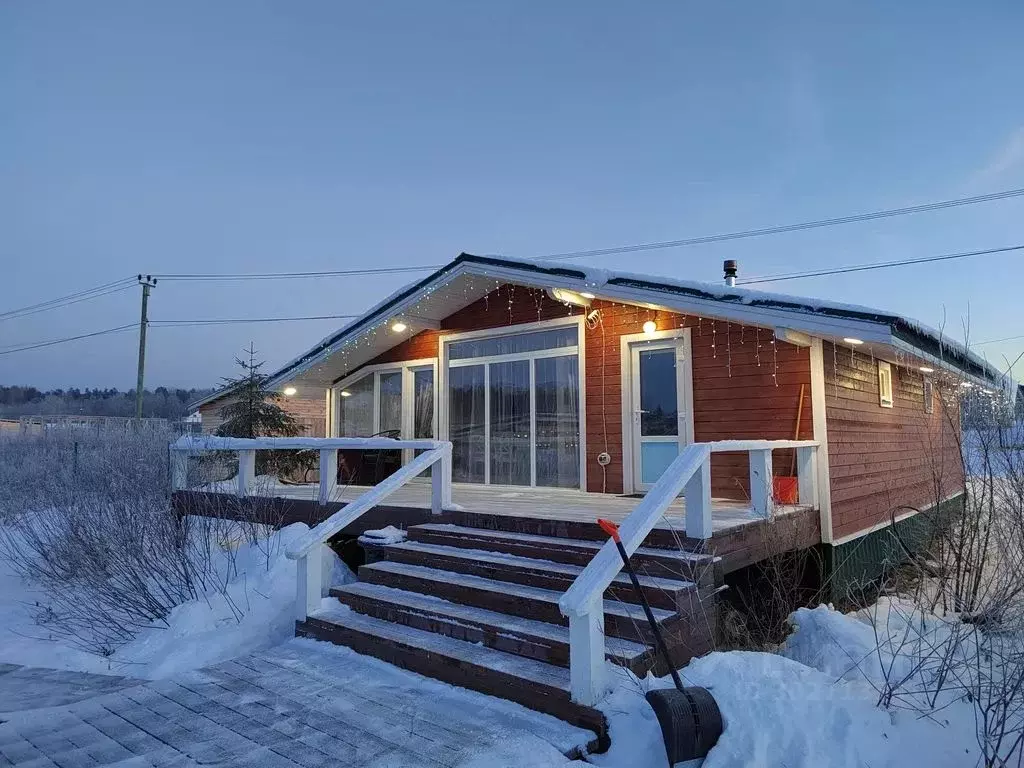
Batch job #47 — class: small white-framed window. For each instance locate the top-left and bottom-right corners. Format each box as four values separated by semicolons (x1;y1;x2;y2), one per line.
923;377;934;414
334;359;438;440
878;361;894;408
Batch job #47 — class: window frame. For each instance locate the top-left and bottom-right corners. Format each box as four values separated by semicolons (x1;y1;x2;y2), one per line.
878;360;894;409
331;359;439;458
438;316;587;490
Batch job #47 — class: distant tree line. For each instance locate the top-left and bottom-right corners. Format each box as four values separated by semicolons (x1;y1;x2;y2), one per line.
0;385;214;420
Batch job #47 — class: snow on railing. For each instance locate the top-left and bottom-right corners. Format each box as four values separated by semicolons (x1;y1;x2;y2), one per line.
169;435;453;622
558;438;819;706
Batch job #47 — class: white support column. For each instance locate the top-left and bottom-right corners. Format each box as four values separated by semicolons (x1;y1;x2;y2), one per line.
431;444;453;514
796;446;817;508
809;338;834;543
748;448;773;518
568;605;606;706
295;545;323;622
236;450;256;497
318;449;338;506
684;454;713;539
171;451;188;491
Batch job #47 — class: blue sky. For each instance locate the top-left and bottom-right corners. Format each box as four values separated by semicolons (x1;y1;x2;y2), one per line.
1;1;1022;389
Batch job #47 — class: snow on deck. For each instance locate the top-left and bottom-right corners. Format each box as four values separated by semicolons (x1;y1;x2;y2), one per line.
205;477;804;533
0;640;592;767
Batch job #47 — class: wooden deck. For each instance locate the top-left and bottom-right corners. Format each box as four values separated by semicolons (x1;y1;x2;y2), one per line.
175;479;822;575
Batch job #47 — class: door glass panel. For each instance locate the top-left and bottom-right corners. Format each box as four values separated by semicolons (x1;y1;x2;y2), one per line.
639;349;678;436
535;356;580;488
489;360;531;486
413;368;434;438
449;365;486;483
449;327;578;360
338;375;373;436
640;442;680;485
378;372;403;435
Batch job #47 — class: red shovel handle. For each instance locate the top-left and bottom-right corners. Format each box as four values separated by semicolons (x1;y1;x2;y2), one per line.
598;518;621;543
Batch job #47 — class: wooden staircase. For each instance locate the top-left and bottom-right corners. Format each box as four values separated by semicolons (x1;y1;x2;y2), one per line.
295;512;720;748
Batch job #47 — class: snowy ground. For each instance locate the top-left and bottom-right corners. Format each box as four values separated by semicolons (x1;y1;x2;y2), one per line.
0;519;997;767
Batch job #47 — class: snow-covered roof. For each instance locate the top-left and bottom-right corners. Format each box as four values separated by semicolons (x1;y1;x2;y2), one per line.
191;252;1012;409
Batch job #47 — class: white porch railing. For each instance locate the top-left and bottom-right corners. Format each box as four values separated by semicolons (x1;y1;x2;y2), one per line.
169;435;453;622
557;438;819;706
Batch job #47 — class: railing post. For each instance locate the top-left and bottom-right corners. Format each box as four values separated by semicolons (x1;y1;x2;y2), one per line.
684;452;712;539
237;449;256;497
171;450;188;491
431;444;453;515
749;448;773;517
796;446;817;507
295;544;323;622
318;449;338;506
568;604;606;706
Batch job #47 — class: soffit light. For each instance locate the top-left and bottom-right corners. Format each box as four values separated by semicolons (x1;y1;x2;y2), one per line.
643;320;657;335
340;390;352;397
579;292;596;299
919;366;934;373
283;386;297;397
391;321;408;333
843;337;864;345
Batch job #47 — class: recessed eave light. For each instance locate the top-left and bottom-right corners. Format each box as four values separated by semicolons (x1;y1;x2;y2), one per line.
340;390;352;397
283;386;297;397
579;292;596;299
391;321;408;333
919;366;934;373
843;337;864;346
643;320;657;335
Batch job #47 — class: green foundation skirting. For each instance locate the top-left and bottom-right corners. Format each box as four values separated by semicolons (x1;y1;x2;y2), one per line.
824;494;965;600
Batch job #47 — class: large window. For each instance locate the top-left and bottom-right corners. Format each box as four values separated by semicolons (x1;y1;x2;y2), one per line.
335;361;436;440
445;323;581;488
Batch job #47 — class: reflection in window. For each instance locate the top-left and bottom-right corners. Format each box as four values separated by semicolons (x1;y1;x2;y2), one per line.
449;327;578;360
639;349;678;437
339;375;373;436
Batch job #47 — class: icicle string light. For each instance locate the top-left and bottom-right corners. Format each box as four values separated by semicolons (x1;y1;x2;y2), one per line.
711;320;717;358
772;335;778;386
726;321;732;377
755;327;761;367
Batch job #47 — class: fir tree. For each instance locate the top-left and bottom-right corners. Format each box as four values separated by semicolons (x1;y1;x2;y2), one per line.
216;344;303;439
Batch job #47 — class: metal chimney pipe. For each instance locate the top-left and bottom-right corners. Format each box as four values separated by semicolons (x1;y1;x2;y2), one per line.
724;260;738;287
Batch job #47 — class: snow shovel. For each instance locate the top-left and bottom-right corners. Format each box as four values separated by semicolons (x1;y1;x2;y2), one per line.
598;518;722;765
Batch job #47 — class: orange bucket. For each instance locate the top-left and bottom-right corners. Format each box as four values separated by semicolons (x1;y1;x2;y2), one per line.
772;476;799;505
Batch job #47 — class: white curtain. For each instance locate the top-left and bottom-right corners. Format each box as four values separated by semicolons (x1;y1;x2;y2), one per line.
449;365;486;482
489;360;531;486
535;355;580;488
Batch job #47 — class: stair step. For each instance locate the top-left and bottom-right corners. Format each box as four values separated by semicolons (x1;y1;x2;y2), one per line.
358;560;675;643
408;523;716;583
330;581;654;674
297;605;607;741
365;539;695;611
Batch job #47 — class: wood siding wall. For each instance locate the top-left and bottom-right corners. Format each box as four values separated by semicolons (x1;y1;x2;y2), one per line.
351;284;812;496
198;395;326;437
824;343;964;541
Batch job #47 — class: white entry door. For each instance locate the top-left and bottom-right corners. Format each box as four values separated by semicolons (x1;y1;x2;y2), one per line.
629;336;692;492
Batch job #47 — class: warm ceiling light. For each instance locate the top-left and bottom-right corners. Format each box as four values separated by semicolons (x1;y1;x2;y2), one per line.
391;321;408;333
579;292;596;299
340;390;352;398
843;337;864;346
919;366;934;373
643;320;657;335
283;386;297;397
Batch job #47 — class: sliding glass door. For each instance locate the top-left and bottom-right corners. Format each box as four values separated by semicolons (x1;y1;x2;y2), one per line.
446;324;581;489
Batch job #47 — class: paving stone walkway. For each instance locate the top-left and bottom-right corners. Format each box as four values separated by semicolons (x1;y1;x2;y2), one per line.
0;640;591;767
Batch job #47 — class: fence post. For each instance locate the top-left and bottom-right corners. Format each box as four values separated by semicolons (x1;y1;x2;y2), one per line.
237;449;256;497
749;448;773;517
684;452;713;539
568;605;606;706
295;544;323;622
796;446;817;507
318;449;338;506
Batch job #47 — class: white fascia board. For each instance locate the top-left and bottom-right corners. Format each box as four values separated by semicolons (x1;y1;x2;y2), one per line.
889;335;1002;389
266;265;472;389
465;262;893;343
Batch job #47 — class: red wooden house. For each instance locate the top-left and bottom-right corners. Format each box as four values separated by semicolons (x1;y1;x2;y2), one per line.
182;253;1008;744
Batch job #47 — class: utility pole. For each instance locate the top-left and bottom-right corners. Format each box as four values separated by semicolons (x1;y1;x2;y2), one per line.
135;275;157;419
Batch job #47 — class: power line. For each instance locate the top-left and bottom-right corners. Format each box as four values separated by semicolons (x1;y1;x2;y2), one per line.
973;333;1024;347
0;324;137;356
149;186;1024;282
150;314;361;326
0;278;136;322
738;244;1024;285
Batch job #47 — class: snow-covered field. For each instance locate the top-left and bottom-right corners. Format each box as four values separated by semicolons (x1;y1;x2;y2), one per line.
0;515;1003;767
